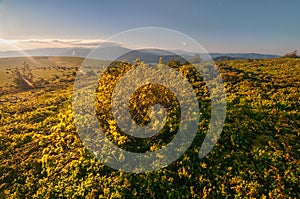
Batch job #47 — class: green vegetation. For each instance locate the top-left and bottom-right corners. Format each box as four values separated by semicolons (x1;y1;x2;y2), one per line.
0;57;299;198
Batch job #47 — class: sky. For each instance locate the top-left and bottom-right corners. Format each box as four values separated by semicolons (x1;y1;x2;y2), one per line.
0;0;299;55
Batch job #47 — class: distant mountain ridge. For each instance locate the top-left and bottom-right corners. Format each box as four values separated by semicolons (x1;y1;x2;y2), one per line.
209;53;280;59
0;46;280;61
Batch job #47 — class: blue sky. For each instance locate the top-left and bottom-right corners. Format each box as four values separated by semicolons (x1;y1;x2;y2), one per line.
0;0;299;55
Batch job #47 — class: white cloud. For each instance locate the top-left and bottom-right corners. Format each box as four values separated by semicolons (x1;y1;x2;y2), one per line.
0;39;123;51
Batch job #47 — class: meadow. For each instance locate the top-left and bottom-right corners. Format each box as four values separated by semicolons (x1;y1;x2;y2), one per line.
0;56;299;198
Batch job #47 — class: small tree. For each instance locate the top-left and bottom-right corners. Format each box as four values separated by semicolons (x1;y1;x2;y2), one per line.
283;50;299;58
13;62;35;90
158;57;163;65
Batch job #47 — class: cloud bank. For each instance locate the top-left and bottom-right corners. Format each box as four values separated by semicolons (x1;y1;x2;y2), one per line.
0;39;122;51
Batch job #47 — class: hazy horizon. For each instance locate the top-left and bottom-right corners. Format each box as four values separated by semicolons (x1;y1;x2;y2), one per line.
0;39;283;56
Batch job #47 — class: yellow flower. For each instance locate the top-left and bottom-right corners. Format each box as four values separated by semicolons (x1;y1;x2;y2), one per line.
200;162;207;168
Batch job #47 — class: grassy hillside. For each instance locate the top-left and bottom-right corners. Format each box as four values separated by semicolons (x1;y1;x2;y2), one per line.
0;57;299;198
0;57;84;88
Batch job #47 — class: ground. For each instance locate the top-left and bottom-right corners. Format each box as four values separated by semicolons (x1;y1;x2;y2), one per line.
0;57;299;198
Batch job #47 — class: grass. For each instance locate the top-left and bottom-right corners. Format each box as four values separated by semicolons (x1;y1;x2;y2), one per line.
0;56;84;87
